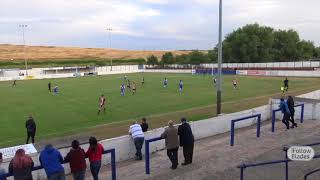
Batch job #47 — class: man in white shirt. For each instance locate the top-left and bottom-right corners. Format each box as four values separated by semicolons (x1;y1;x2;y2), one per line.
129;122;145;160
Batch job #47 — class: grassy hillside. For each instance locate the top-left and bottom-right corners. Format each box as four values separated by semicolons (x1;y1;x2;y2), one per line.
0;44;190;62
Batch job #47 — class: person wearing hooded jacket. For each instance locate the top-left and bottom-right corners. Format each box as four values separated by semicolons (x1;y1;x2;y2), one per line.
39;144;65;180
64;140;87;180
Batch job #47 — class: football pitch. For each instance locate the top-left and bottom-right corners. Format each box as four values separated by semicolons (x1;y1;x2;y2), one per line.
1;73;320;147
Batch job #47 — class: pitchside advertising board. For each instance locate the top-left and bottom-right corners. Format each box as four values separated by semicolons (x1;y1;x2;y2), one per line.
0;144;37;159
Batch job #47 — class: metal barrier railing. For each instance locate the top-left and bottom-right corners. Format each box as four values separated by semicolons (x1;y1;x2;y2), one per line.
238;154;320;180
145;137;164;175
239;141;320;180
304;168;320;180
0;148;116;180
230;114;261;146
271;104;304;132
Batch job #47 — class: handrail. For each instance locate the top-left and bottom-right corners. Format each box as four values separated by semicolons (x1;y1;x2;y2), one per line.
145;137;164;174
0;148;116;180
230;114;261;146
271;103;304;132
238;154;320;180
304;168;320;180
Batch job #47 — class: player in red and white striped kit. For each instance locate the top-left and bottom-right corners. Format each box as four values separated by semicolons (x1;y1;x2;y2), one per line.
97;95;106;115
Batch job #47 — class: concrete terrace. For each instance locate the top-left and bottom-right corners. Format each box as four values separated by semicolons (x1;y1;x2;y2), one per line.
80;119;320;180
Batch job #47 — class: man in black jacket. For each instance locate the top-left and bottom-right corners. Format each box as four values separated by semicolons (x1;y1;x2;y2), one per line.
178;117;194;165
25;115;36;144
140;117;149;132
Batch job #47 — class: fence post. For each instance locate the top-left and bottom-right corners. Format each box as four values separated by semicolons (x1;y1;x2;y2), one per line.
257;115;261;138
301;104;304;123
145;140;150;174
240;167;244;180
111;149;116;180
231;121;235;146
283;147;289;180
272;110;276;132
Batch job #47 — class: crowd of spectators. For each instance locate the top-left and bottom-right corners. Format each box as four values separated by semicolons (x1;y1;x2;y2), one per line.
0;117;194;179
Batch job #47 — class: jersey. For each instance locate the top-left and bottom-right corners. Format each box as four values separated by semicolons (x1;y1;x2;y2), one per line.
100;97;106;107
179;81;183;88
233;80;237;85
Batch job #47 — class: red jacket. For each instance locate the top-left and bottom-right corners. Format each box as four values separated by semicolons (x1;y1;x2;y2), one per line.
86;143;104;163
64;148;87;173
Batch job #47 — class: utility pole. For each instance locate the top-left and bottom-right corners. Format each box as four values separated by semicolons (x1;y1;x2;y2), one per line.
107;28;113;71
19;24;28;76
217;0;223;115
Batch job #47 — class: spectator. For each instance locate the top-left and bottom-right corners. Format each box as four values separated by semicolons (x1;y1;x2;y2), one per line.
178;117;194;165
140;117;149;132
64;140;87;180
85;137;104;180
279;98;290;130
8;149;34;180
129;121;145;160
25;115;36;144
161;120;179;169
39;144;65;180
0;152;7;180
287;96;298;128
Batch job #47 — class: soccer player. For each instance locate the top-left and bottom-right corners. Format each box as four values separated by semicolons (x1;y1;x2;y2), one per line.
141;77;145;86
12;80;17;87
179;80;183;93
163;78;168;88
232;78;238;90
121;84;126;96
132;82;136;95
53;86;59;95
48;82;52;92
97;95;106;115
284;77;289;92
127;80;131;92
213;77;217;87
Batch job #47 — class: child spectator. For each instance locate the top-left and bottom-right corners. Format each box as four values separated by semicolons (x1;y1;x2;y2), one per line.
86;137;104;180
64;140;87;180
39;144;65;180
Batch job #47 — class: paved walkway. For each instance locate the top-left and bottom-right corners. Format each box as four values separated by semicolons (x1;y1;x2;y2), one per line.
69;119;320;180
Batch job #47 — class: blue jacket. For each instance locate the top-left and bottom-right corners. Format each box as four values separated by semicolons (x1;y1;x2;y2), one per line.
280;100;290;114
39;145;64;177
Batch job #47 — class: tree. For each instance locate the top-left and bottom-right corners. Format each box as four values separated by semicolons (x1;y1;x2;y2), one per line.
161;52;175;64
189;50;210;65
297;40;315;60
146;55;158;65
315;47;320;58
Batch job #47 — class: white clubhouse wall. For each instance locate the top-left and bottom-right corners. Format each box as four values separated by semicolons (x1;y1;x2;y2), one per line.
2;90;320;179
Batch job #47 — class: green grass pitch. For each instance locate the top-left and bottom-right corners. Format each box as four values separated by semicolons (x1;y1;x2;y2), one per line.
0;73;318;147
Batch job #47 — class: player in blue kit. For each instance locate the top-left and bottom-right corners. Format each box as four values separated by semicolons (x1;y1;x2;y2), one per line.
163;78;168;88
120;84;125;96
179;80;183;93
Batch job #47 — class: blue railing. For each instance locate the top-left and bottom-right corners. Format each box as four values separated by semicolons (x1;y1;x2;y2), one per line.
271;104;304;132
238;154;320;180
230;114;261;146
0;148;116;180
145;137;164;175
304;168;320;180
283;142;320;180
239;141;320;180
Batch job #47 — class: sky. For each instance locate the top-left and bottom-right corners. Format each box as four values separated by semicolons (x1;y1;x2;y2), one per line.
0;0;319;50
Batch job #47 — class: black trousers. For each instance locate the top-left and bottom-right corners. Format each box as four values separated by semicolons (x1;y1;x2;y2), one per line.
289;111;296;126
183;144;194;164
282;113;290;129
167;147;179;167
26;131;35;144
134;137;144;159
